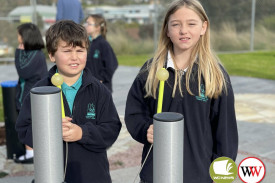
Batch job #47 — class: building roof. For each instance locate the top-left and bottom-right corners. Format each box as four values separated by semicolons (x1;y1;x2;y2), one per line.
8;5;56;19
86;4;159;24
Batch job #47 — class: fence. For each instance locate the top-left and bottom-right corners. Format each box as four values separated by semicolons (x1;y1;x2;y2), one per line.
0;0;274;58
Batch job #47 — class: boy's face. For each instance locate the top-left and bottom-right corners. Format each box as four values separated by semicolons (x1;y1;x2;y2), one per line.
49;40;87;81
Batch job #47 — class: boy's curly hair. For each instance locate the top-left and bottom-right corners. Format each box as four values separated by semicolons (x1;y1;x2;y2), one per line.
46;20;90;56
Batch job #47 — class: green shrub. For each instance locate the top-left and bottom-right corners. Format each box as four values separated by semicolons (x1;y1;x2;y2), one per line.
108;21;275;54
211;22;250;51
262;15;275;31
108;27;154;55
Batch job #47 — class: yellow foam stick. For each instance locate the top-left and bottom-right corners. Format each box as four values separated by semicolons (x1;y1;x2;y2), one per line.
156;68;169;113
51;73;65;118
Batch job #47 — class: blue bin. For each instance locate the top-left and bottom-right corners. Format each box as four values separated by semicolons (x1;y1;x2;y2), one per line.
1;80;18;88
1;80;25;159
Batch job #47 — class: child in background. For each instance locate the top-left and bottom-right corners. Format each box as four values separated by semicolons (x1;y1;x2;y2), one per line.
84;14;118;92
14;23;48;164
125;0;238;182
16;20;121;183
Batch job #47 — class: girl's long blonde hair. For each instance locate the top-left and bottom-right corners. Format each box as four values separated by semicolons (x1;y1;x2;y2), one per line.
145;0;227;99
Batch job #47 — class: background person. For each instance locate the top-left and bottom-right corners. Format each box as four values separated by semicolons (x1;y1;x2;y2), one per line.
14;23;48;164
84;14;118;92
125;0;238;182
56;0;84;24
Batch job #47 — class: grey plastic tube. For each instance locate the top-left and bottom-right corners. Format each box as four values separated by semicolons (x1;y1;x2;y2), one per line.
30;86;64;183
153;112;184;183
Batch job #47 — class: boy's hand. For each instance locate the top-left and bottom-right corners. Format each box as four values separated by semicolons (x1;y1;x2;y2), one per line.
147;124;153;144
62;117;82;142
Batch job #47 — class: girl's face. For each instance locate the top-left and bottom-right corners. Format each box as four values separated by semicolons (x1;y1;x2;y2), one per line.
49;40;87;84
17;33;24;49
17;34;23;44
84;17;100;38
167;6;207;54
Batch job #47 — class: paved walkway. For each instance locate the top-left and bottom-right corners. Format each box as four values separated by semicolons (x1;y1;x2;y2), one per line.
0;64;274;183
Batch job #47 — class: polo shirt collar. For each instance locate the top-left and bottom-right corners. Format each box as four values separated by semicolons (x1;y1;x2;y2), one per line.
62;71;83;90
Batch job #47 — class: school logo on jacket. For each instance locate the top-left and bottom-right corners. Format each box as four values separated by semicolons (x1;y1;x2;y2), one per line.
86;103;96;119
19;50;37;69
93;50;100;59
196;84;208;102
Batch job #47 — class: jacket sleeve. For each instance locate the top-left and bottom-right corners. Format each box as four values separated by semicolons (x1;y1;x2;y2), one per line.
15;94;34;147
124;75;153;145
99;43;118;84
78;89;121;152
15;50;47;80
210;78;238;161
15;76;53;148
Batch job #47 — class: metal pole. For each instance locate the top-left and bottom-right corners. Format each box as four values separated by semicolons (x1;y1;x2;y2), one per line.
153;112;184;183
30;86;64;183
30;0;37;24
153;0;158;51
250;0;256;51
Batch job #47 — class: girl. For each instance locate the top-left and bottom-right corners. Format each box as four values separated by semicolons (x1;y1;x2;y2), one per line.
84;14;118;92
125;0;238;182
14;23;48;164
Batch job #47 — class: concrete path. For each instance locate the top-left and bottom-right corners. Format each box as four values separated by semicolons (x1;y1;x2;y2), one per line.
0;64;274;183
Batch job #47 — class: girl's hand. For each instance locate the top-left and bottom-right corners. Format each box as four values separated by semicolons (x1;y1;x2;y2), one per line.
62;117;82;142
18;43;24;50
147;125;154;144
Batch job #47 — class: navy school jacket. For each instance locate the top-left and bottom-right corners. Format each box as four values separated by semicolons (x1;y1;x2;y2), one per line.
86;35;118;92
15;65;122;183
14;49;48;111
125;61;238;183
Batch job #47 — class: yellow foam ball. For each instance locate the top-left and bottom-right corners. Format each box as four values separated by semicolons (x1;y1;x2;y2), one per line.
51;73;64;86
156;68;169;81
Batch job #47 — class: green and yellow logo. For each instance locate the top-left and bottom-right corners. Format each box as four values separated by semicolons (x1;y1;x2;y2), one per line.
209;157;237;183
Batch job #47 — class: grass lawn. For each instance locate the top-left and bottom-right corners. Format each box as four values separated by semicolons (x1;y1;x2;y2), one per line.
219;51;275;80
117;51;275;80
117;54;153;67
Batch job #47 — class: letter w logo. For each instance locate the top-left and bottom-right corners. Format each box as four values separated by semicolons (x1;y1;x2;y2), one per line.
241;166;262;177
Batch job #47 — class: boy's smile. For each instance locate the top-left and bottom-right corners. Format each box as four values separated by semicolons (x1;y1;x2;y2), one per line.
49;40;87;86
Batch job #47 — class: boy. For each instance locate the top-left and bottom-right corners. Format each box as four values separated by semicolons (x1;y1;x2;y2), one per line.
15;20;122;183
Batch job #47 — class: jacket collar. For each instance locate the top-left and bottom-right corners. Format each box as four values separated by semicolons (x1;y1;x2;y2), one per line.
48;65;94;87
